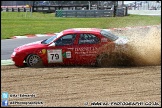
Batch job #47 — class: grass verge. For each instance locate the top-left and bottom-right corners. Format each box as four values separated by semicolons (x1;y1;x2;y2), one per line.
1;12;161;39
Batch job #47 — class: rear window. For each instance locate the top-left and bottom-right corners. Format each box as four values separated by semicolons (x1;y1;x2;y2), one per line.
100;30;119;41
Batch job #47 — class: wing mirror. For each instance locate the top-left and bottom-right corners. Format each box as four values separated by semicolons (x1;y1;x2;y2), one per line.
48;42;55;47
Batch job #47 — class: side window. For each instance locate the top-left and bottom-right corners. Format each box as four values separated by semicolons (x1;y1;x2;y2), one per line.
79;34;100;44
55;34;76;46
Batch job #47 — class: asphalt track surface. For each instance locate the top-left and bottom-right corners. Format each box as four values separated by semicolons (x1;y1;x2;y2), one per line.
1;37;50;60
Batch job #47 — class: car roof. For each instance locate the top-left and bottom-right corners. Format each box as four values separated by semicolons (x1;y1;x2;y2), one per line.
62;28;102;34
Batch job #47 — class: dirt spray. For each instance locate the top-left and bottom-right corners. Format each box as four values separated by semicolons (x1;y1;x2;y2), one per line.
105;26;161;67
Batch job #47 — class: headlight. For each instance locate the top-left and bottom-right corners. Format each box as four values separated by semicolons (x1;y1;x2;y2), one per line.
12;52;16;56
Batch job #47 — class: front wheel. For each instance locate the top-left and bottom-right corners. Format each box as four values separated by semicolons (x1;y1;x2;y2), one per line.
26;54;43;67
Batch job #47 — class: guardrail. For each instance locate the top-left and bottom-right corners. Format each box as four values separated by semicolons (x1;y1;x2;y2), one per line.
128;10;161;16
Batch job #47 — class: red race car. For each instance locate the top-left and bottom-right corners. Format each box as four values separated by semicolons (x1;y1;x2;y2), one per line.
11;28;129;67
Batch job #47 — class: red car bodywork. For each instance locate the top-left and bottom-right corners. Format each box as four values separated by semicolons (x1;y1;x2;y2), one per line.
11;28;128;67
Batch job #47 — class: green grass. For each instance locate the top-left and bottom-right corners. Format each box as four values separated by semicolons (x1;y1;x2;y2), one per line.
1;12;161;39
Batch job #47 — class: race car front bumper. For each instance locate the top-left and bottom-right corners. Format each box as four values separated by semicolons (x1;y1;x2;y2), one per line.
11;52;25;67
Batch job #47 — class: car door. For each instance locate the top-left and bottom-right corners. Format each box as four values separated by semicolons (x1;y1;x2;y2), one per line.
74;33;102;65
47;33;78;65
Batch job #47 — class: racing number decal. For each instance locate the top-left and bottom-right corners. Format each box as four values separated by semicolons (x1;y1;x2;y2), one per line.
50;54;59;60
47;49;63;63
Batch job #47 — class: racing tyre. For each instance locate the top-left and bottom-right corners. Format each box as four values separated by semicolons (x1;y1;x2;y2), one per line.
26;54;43;67
96;53;115;67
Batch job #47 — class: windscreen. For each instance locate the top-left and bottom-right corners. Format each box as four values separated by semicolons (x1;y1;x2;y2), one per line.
41;32;63;44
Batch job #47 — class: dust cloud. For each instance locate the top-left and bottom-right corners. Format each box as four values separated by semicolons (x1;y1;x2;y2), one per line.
106;26;161;67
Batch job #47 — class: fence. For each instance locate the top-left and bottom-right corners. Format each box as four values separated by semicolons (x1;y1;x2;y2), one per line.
127;1;161;10
1;5;128;17
55;7;127;17
1;6;31;12
1;5;89;13
56;10;114;17
116;7;128;16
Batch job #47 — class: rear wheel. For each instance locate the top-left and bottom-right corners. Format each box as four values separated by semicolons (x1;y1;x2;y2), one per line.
26;54;43;67
96;53;115;67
